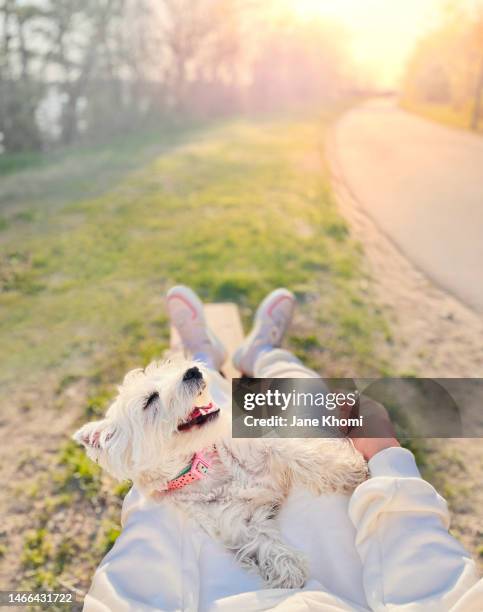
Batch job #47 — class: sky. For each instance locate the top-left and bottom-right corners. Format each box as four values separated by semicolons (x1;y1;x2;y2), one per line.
279;0;474;87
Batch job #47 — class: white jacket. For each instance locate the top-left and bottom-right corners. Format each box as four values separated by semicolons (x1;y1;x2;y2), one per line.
83;447;482;611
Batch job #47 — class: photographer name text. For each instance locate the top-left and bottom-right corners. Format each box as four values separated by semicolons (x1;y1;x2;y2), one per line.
243;414;364;428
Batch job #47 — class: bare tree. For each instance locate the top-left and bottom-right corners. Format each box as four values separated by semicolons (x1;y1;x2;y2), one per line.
0;0;44;152
156;0;243;112
0;0;356;152
42;0;125;144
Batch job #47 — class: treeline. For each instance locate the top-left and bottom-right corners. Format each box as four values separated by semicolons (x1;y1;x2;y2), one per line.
403;4;483;130
0;0;354;154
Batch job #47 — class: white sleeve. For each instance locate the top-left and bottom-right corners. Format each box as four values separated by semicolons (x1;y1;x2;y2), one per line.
348;447;482;611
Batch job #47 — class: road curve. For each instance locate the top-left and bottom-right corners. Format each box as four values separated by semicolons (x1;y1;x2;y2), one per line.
334;98;483;313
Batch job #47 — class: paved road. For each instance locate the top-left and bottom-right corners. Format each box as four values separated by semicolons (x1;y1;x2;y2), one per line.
334;98;483;312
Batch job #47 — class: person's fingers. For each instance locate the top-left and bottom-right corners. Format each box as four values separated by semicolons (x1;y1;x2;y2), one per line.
333;388;359;434
358;396;389;419
330;392;401;459
331;391;398;443
353;396;397;440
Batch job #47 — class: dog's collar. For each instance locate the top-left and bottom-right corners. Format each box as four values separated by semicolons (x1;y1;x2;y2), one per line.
165;449;215;491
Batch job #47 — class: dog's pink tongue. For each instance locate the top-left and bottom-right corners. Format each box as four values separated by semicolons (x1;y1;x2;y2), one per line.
190;403;214;419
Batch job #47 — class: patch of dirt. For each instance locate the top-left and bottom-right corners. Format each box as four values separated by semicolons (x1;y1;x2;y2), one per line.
0;371;101;598
328;128;483;571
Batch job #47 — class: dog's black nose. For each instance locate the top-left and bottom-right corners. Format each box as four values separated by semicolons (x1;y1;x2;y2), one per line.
183;366;202;382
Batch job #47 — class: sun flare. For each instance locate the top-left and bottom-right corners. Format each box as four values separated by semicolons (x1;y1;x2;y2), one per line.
279;0;447;87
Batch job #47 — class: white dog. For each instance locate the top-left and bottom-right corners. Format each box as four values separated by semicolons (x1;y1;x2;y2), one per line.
74;358;367;589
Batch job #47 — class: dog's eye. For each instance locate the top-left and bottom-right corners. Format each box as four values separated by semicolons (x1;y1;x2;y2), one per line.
143;392;159;410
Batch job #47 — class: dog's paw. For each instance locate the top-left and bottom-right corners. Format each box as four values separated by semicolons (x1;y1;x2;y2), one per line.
259;546;308;589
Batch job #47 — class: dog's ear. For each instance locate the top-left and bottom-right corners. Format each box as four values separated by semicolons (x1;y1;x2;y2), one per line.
73;419;129;480
73;419;116;453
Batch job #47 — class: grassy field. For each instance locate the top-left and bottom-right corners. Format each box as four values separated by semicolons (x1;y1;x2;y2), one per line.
3;108;480;602
0;109;390;598
0;114;389;390
400;98;483;134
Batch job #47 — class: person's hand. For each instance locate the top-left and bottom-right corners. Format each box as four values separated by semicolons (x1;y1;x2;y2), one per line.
339;394;400;461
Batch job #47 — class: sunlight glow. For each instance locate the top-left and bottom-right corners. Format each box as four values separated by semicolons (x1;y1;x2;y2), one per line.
279;0;450;87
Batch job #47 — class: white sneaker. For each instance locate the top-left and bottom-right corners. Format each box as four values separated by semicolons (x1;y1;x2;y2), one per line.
233;288;295;376
166;286;227;370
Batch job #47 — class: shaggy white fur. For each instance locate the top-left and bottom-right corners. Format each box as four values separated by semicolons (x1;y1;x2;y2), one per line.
74;357;368;589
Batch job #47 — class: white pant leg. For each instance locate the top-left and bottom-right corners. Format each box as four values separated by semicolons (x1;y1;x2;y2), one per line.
252;348;331;438
254;348;320;379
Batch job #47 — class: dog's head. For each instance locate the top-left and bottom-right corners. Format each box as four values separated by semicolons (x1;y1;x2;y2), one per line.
73;358;228;485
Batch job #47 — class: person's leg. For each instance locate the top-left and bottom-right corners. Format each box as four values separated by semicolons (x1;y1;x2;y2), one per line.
233;288;319;379
168;285;318;380
254;348;319;379
166;285;232;405
233;288;295;376
166;285;227;370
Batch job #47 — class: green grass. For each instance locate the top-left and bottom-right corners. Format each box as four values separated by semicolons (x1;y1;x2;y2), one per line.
0;150;48;175
2;109;389;595
0;113;386;393
56;441;103;499
0;121;204;232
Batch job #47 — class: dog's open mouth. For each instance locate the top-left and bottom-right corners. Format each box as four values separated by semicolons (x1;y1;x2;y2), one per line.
178;403;220;432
